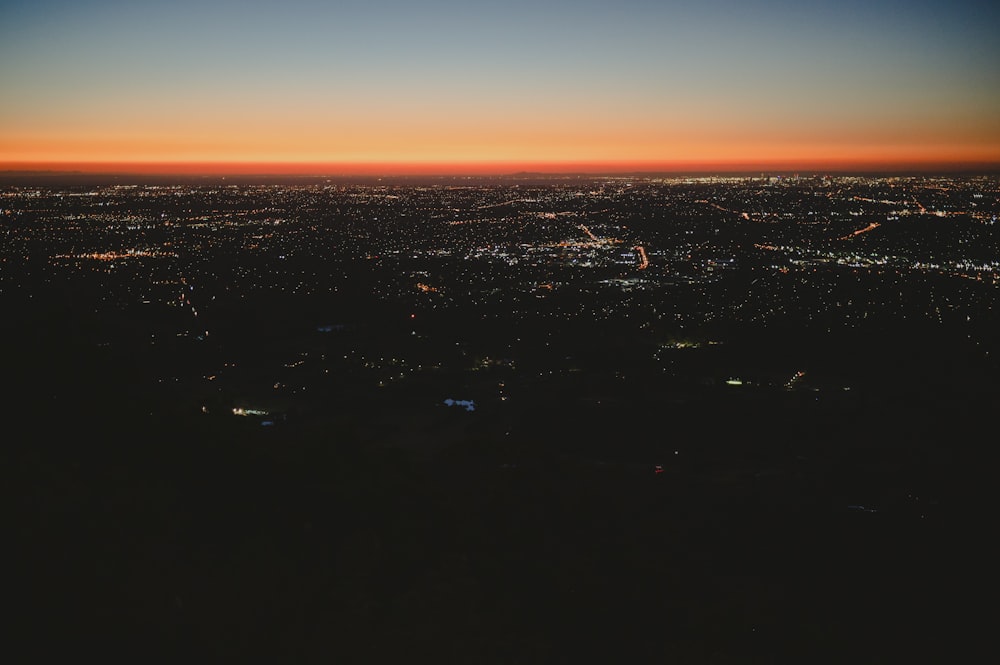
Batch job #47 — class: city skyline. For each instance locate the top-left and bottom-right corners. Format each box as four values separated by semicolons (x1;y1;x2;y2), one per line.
2;0;999;174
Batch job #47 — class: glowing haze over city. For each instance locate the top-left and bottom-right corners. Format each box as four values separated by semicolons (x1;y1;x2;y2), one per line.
2;0;999;174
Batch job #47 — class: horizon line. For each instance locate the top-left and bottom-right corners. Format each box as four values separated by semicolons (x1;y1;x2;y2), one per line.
3;159;1000;178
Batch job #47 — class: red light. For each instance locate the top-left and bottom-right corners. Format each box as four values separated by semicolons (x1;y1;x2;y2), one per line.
410;313;416;319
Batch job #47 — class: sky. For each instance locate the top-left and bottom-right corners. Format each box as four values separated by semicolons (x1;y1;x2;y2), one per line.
2;0;999;174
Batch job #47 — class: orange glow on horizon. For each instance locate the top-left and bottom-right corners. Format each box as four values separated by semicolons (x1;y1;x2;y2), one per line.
3;156;999;176
4;1;998;180
4;111;999;176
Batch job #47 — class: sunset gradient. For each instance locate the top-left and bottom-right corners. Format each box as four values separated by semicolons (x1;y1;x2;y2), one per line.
2;0;999;174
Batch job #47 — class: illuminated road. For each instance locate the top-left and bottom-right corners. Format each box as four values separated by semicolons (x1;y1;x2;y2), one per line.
635;245;649;270
579;224;599;242
701;200;750;220
840;222;880;239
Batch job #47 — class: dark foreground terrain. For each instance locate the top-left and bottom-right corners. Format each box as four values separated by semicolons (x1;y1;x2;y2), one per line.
10;308;991;664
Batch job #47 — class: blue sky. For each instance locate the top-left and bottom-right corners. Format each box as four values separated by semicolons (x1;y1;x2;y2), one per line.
2;0;998;170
